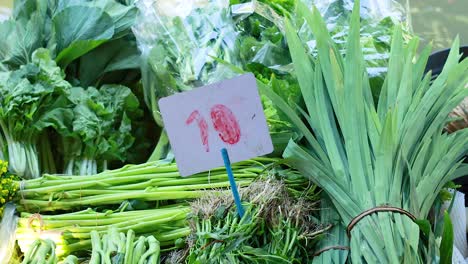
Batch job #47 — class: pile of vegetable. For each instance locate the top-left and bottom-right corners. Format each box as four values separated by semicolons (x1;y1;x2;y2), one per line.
86;228;162;264
133;0;407;157
0;0;152;179
7;159;324;262
260;0;467;262
0;0;467;263
22;228;163;264
17;206;190;257
181;179;323;263
5;159;271;256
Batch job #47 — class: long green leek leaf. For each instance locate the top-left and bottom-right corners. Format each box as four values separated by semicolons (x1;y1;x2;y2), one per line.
266;0;468;263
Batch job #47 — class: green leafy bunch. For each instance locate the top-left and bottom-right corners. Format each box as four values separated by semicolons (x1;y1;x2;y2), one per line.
61;85;141;175
0;0;140;87
185;179;321;264
0;47;141;177
0;0;147;176
257;0;468;262
134;0;240;125
0;48;73;179
230;0;303;155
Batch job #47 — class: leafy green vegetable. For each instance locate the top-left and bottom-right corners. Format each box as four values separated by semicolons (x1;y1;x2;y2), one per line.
0;0;139;83
135;0;239;118
0;49;73;178
134;0;241;160
0;0;147;177
185;179;321;264
77;38;141;87
0;7;46;69
232;1;301;140
61;85;140;175
53;6;115;68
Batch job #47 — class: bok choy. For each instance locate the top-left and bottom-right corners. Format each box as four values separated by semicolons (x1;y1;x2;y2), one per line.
0;49;72;179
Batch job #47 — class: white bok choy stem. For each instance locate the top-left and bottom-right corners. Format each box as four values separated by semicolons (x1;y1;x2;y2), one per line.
0;203;18;264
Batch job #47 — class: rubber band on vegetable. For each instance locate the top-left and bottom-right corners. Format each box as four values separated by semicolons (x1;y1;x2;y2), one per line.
313;245;350;256
347;206;417;238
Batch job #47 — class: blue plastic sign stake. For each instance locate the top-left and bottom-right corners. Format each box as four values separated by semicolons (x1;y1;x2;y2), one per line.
221;148;245;218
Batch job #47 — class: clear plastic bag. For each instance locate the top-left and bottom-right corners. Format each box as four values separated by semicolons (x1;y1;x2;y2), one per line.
133;0;240;126
298;0;410;79
132;0;410;157
133;0;409;115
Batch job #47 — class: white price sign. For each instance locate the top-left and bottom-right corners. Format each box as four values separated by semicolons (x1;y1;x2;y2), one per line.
159;73;273;176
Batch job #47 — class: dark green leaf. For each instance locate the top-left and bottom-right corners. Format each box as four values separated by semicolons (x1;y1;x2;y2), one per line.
414;219;431;237
439;211;453;264
53;6;114;67
78;38;140;86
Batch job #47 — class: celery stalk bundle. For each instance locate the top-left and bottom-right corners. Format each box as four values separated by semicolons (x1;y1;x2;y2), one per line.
259;0;468;263
11;159;272;212
16;206;190;258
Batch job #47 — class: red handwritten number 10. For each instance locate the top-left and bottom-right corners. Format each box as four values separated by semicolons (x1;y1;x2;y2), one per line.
186;104;241;152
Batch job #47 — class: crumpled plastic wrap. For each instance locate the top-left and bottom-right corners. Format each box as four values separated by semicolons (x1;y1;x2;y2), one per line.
299;0;409;79
133;0;409;118
133;0;240;126
230;0;409;79
133;0;410;159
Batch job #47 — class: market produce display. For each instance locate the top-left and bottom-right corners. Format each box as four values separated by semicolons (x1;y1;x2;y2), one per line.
0;0;467;263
